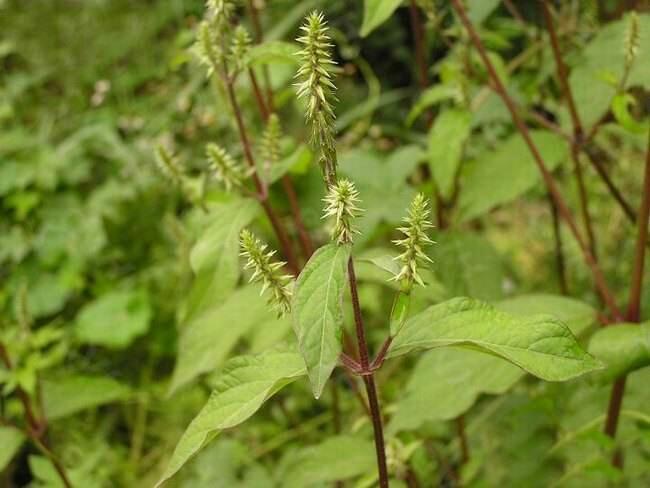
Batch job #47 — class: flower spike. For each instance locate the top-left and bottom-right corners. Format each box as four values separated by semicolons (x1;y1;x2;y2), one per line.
296;11;338;186
206;143;246;192
322;179;362;245
625;11;640;69
153;144;184;186
240;229;293;316
392;193;434;292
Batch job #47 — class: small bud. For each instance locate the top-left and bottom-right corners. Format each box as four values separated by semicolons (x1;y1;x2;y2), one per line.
625;11;640;69
230;25;252;75
392;193;434;292
154;144;184;186
322;179;362;245
296;11;338;185
261;114;283;171
206;143;246;192
240;229;293;316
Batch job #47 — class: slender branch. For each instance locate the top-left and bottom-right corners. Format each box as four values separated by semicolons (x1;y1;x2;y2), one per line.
548;193;569;294
222;69;300;274
603;128;650;459
0;343;72;488
347;257;389;488
541;1;598;261
456;415;470;465
451;0;623;320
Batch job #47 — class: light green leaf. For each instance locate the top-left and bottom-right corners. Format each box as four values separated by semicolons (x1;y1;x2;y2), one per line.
0;426;25;471
433;231;504;301
569;13;650;128
42;375;131;420
360;0;403;37
387;297;602;381
496;294;597;337
170;285;283;395
156;347;306;487
390;292;411;336
75;289;151;349
248;41;299;65
389;348;522;433
265;144;312;185
588;322;650;381
611;93;649;134
292;243;351;398
458;130;567;221
466;0;501;25
429;109;471;199
184;199;259;318
283;435;375;486
406;85;458;126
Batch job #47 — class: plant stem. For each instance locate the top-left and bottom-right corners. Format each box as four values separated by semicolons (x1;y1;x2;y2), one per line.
548;193;569;294
541;0;599;261
603;128;650;463
347;257;389;488
0;344;72;488
222;70;300;275
450;0;623;320
456;415;470;465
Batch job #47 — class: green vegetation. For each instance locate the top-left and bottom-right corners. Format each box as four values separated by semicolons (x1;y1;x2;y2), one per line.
1;1;650;486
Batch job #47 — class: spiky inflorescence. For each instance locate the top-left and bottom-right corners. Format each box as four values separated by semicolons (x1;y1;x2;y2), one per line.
625;11;640;69
229;25;252;75
261;114;283;171
296;11;338;186
194;20;224;77
206;143;246;191
322;179;362;245
240;229;293;315
392;194;434;292
206;0;236;35
154;144;184;186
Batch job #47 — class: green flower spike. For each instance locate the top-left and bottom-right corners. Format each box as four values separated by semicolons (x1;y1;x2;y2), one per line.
206;143;246;192
194;20;224;77
625;11;640;69
296;11;338;185
230;25;252;75
261;114;283;166
240;229;293;316
392;193;434;292
153;144;184;186
322;179;362;245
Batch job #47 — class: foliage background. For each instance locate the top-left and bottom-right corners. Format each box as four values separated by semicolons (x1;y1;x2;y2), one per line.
1;0;650;487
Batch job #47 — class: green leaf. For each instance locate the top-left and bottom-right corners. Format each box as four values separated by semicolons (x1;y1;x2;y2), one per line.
428;109;471;199
611;93;649;134
264;144;312;185
389;348;522;433
390;292;411;336
387;297;602;381
406;85;458;127
588;322;650;382
458;130;567;221
496;294;597;337
155;347;306;487
466;0;501;25
360;0;403;37
569;13;650;128
292;243;351;398
283;435;375;486
184;199;259;318
41;375;131;420
433;231;504;301
248;41;299;65
0;426;25;471
170;285;283;394
75;289;151;348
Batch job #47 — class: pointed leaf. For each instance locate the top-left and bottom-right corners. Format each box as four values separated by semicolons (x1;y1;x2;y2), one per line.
156;347;306;487
360;0;403;37
588;322;650;381
387;297;602;381
0;426;25;471
428;109;471;199
292;243;351;398
170;286;282;395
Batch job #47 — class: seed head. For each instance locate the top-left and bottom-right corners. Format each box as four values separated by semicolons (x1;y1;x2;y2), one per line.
230;25;252;75
392;193;434;292
206;143;246;192
240;229;293;316
194;20;224;77
261;114;283;170
206;0;236;35
153;144;184;186
296;11;338;185
322;179;362;245
625;11;640;69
